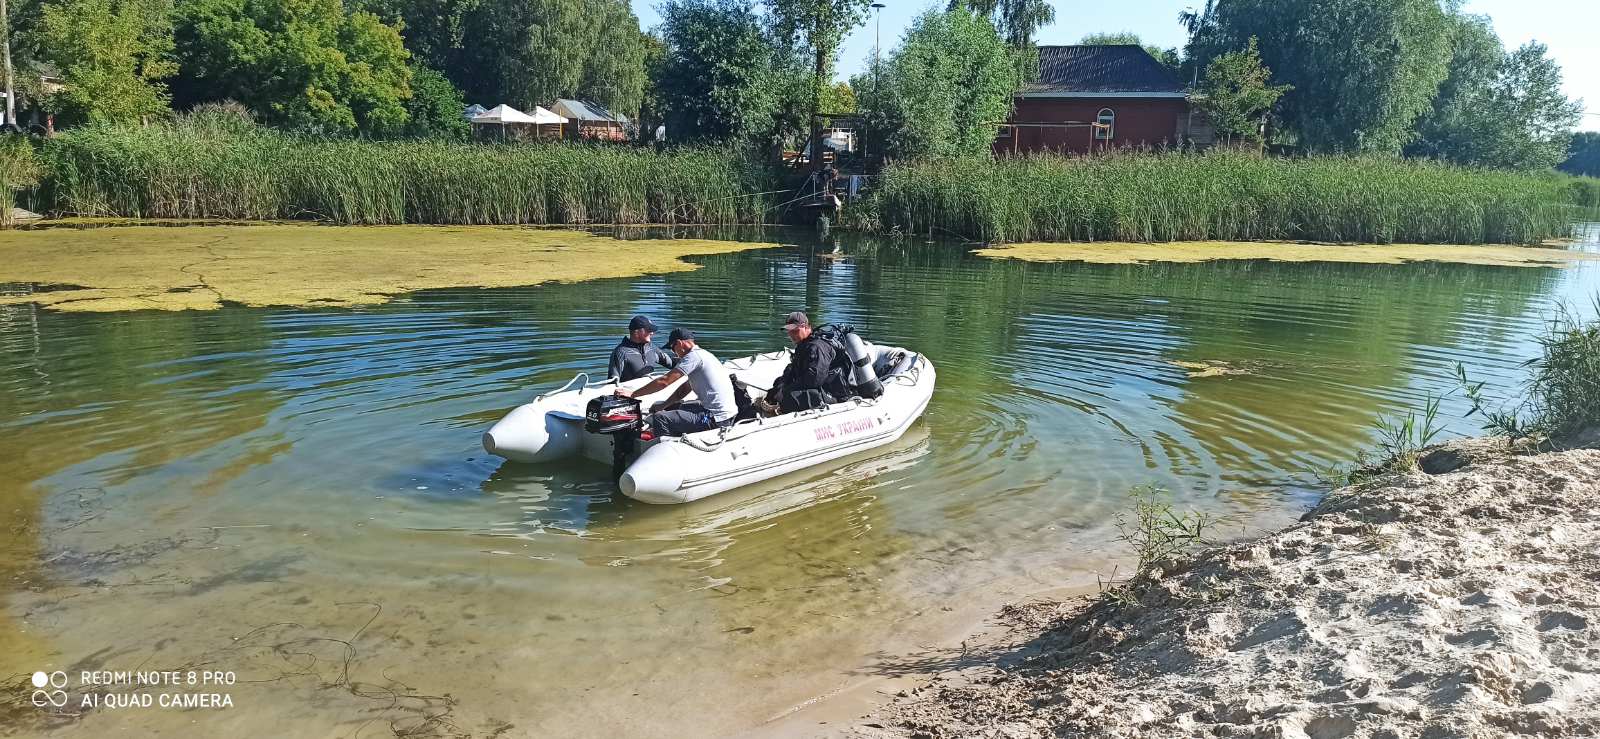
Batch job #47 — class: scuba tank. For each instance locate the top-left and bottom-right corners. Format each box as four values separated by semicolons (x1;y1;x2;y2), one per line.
838;328;883;399
817;324;883;399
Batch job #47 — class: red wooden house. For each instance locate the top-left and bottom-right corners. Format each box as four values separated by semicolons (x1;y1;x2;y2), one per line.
997;45;1212;155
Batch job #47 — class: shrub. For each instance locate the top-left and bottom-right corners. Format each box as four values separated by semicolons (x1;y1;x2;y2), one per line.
1115;485;1215;574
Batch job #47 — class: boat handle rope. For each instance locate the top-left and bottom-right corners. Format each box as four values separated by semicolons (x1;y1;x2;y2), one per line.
535;372;621;401
884;354;922;386
681;428;730;452
537;372;590;400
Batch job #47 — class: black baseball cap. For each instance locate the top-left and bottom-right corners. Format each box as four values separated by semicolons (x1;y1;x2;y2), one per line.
628;315;657;332
666;328;695;346
783;311;810;329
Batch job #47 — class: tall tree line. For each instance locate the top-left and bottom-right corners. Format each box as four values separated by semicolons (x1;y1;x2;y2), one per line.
1183;0;1583;170
6;0;649;135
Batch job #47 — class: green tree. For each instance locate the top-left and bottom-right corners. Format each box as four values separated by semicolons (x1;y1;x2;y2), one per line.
1562;131;1600;177
654;0;780;145
1185;0;1453;154
1197;38;1289;144
1408;14;1503;161
1077;31;1179;70
1474;43;1582;170
947;0;1052;48
173;0;412;135
35;0;176;123
456;0;645;115
576;0;646;114
637;31;667;140
865;8;1019;159
403;63;468;138
354;0;478;81
767;0;872;157
821;81;855;114
1408;17;1581;171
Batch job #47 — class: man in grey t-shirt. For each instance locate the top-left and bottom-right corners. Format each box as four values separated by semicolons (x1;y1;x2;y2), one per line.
615;328;737;436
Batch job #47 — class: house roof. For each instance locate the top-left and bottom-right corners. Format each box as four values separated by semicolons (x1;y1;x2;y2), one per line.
1022;45;1185;97
552;99;630;124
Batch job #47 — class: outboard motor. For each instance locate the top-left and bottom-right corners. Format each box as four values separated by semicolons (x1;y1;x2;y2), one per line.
585;395;644;482
835;326;883;399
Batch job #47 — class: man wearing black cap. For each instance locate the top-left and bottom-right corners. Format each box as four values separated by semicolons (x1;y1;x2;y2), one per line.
616;328;737;436
608;315;675;382
766;311;843;413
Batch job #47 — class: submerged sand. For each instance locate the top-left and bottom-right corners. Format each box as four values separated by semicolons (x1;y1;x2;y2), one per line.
0;224;777;312
975;241;1600;267
852;435;1600;738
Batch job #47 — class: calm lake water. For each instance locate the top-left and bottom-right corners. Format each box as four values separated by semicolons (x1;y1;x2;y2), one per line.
3;225;1598;737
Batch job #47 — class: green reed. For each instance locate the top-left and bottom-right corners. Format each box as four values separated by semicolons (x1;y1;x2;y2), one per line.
1459;297;1600;443
36;121;775;225
0;134;40;226
865;151;1588;244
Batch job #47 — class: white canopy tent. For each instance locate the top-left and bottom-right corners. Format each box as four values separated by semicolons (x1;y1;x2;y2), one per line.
471;105;567;139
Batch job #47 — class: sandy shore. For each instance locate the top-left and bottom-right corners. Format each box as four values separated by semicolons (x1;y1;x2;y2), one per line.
846;433;1600;738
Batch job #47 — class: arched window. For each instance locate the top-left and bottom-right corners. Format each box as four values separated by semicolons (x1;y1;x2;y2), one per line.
1095;108;1115;141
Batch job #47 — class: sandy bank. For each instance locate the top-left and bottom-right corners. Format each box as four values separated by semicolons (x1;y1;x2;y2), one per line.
0;224;777;312
852;435;1600;738
974;241;1600;268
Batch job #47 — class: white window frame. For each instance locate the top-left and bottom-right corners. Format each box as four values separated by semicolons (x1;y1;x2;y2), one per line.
1095;108;1115;141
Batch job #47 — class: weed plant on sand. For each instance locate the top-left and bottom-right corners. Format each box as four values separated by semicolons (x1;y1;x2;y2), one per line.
1460;298;1600;442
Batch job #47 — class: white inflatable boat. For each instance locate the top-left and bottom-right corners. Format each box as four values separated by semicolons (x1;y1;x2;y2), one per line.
482;342;935;504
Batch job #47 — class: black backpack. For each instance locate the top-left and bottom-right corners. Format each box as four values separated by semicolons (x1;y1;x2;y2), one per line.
813;326;856;401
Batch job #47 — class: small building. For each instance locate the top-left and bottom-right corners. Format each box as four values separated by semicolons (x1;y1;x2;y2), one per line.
551;99;630;141
997;45;1212;155
463;103;489;121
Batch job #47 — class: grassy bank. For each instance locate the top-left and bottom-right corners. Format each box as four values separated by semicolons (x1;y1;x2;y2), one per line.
864;152;1591;244
33;120;774;225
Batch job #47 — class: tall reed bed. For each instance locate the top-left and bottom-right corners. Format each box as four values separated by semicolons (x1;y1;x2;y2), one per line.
0;135;40;226
38;121;774;225
1551;172;1600;210
867;152;1583;244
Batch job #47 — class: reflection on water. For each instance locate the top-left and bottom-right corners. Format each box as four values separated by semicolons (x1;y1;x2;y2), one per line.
2;227;1598;736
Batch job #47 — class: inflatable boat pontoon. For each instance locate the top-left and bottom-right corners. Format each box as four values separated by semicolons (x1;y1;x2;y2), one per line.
482;342;935;504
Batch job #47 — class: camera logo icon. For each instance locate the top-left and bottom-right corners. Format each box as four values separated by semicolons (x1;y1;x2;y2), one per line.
30;671;68;707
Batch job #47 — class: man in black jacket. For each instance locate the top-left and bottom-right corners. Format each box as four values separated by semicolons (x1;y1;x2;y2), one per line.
608;315;674;382
766;311;843;413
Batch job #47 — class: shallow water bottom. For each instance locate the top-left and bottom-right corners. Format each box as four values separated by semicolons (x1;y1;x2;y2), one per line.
12;433;1290;738
4;225;1599;736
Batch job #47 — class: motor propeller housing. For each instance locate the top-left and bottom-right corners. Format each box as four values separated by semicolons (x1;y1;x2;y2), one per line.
585;395;643;435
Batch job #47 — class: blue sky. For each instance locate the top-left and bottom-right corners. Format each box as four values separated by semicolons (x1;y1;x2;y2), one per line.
630;0;1600;132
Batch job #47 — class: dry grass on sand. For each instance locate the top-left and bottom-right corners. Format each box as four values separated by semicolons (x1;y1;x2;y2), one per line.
0;224;776;312
974;241;1600;268
856;434;1600;738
